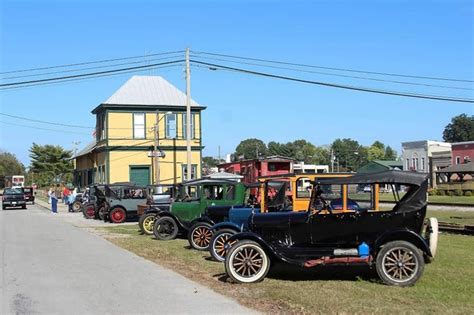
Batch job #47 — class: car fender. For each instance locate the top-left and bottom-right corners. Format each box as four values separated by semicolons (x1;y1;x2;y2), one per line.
190;217;215;227
155;212;185;230
109;205;127;213
211;222;241;233
227;232;282;262
375;229;431;257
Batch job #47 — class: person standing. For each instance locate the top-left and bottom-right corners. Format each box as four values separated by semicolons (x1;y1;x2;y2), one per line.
51;188;58;214
48;187;53;204
63;186;70;204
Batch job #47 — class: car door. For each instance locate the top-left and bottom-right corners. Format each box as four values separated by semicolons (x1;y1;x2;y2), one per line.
310;212;359;246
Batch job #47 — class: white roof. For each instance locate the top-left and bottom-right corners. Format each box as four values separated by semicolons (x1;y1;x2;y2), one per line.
103;76;202;107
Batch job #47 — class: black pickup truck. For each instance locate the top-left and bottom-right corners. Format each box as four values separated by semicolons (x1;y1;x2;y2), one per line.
2;187;27;210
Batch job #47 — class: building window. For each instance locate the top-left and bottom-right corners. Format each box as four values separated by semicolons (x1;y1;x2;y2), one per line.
268;163;276;171
456;156;461;164
464;156;470;164
133;113;145;139
421;157;425;170
412;158;416;170
165;113;177;139
96;113;106;141
406;159;409;170
182;164;197;180
182;113;196;139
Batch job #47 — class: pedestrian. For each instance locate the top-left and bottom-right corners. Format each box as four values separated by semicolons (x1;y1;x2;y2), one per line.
63;186;70;204
51;188;58;214
68;188;77;212
48;187;53;204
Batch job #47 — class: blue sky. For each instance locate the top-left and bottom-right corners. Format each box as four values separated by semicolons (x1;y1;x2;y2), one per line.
1;0;473;165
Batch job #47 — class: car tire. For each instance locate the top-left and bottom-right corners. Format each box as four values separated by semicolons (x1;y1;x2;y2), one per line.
139;213;157;235
84;205;95;219
22;205;26;209
188;222;213;251
2;205;5;210
209;228;237;262
72;201;81;212
109;207;127;224
225;240;270;284
98;206;107;221
376;240;425;287
423;217;439;263
153;216;179;240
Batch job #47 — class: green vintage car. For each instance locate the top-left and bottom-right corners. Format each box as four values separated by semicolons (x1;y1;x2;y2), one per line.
152;178;248;250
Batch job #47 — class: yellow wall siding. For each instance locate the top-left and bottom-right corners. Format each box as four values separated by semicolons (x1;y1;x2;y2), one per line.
108;150;201;184
108;112;133;139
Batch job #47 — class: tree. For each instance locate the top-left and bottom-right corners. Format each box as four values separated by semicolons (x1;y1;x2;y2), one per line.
331;138;366;171
29;143;73;187
367;141;385;161
443;114;474;143
384;146;397;160
0;151;25;177
202;156;221;175
234;139;267;160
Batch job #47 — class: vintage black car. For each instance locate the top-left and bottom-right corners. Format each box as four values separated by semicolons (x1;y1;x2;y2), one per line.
82;185;107;219
2;187;27;210
224;171;438;287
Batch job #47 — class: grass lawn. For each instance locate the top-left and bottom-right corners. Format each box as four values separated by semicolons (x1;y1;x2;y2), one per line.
98;225;473;314
427;209;474;226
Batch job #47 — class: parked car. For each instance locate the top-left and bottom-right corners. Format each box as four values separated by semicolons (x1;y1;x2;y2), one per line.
209;174;354;262
223;170;438;287
138;184;179;235
2;187;27;210
82;185;106;219
103;183;147;223
152;179;248;250
22;186;35;204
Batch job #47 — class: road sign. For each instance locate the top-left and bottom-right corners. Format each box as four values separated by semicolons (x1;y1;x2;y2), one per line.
148;150;166;158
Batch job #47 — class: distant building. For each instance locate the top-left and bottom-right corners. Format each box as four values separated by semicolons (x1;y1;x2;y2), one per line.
293;162;328;174
357;160;403;174
401;140;451;187
73;76;206;188
451;141;474;165
217;156;294;183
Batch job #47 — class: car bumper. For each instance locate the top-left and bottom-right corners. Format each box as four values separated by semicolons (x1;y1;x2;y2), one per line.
3;201;26;207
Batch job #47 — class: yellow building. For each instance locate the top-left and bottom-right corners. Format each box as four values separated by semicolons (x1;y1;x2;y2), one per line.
74;75;206;187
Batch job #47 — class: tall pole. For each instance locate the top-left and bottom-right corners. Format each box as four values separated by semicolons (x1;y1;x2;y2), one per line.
330;149;334;173
153;111;160;185
185;48;192;180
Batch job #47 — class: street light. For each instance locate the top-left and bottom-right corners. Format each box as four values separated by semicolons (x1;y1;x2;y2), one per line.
153;111;172;185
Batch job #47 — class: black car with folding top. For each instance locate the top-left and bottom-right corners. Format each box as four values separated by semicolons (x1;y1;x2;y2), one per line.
224;170;438;287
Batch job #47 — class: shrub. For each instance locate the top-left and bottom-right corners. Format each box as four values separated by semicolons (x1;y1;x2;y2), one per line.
454;189;463;196
447;190;455;196
428;189;437;196
464;190;472;197
437;189;446;196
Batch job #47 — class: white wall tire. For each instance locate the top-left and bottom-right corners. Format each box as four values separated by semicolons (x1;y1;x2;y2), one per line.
425;217;438;262
225;240;270;283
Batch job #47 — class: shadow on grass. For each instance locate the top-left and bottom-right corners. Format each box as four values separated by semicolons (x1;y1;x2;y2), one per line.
216;262;380;284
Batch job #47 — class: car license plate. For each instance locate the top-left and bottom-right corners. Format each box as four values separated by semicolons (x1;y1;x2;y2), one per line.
12;202;17;205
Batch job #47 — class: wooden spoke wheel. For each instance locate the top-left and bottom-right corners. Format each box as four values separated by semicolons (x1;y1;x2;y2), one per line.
225;240;270;283
139;213;156;235
376;241;424;287
84;206;95;219
188;222;213;250
109;207;127;224
209;229;237;262
153;216;179;240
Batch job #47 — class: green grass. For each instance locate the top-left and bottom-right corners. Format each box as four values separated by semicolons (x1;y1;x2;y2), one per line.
99;225;473;314
427;209;474;226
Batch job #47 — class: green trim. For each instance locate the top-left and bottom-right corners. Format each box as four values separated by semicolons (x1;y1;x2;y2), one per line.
105;145;204;151
132;112;146;140
106;149;110;184
93;105;206;114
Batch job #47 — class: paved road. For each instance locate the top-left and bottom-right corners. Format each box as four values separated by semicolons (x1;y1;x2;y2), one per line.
0;205;255;314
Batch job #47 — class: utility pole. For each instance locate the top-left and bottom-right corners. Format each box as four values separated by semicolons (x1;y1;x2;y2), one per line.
330;148;334;173
153;110;160;185
185;47;192;180
218;145;221;163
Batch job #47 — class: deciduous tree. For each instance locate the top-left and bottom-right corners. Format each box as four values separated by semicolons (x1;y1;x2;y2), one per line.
443;114;474;142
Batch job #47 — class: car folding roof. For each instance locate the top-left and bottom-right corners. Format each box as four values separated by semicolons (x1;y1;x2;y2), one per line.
312;170;429;187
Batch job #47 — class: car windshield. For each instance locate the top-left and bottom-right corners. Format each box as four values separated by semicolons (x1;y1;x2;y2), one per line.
23;188;33;193
5;188;23;195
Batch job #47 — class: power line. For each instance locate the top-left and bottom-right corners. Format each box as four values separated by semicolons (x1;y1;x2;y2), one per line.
190;55;473;91
0;64;183;91
191;60;474;103
0;121;92;135
0;60;185;88
0;112;93;129
1;55;182;81
192;50;474;83
0;50;184;75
